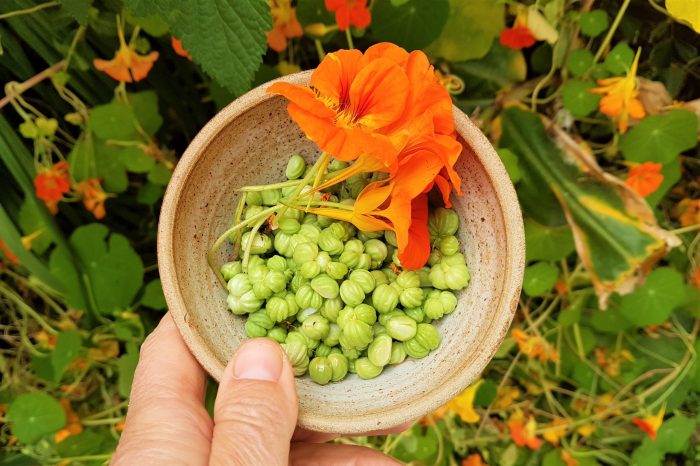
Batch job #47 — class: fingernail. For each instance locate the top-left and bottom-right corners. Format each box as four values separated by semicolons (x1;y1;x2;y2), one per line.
232;339;283;381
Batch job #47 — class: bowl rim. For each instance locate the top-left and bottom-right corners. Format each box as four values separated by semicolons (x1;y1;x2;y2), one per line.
157;70;525;433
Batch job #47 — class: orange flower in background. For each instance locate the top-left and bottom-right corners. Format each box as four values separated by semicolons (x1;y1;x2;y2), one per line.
674;198;700;226
76;178;108;219
94;26;158;82
0;239;20;264
542;419;569;446
462;453;486;466
171;37;191;60
632;404;665;440
561;451;579;466
595;347;634;377
576;423;596;437
267;0;303;52
691;267;700;289
624;162;663;197
590;49;645;133
34;161;70;207
512;328;559;362
325;0;371;31
55;399;82;443
493;385;520;410
507;410;542;450
501;11;536;49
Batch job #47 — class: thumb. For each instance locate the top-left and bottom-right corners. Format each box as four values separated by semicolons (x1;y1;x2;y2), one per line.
209;338;298;466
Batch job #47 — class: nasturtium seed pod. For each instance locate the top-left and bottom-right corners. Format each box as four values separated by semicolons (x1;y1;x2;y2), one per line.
298;224;322;243
324;322;341;346
358;230;382;242
302;213;318;225
339;320;373;350
287;330;319;354
338;250;360;268
381;268;398;282
340;222;356;241
429;260;470;290
248;310;274;330
252;281;273;300
309;357;333;385
389;281;403;294
300;261;322;279
438;236;460;256
344;239;364;255
328;222;347;240
342;346;361;361
286;154;306;180
320;297;343;322
317;215;334;228
404;338;430;359
302;314;330;340
338;305;377;328
221;261;242;281
372;284;400;314
405;307;425;323
348;178;368;198
396;270;421;290
328;347;342;355
264;270;287;293
355;253;372;270
400;287;424;308
443;252;467;266
428;208;459;238
293;242;319;266
389;342;407;365
328;158;348;172
327;261;349;280
227;273;252;296
349;269;376;293
227;289;263;315
290;273;309;293
368;334;392;367
296;307;319;323
278;217;301;235
417;267;432;287
386;315;418;341
327;353;349;382
348;359;357;373
311;274;340;299
355;357;383;380
378;309;405;327
415;323;441;350
245;319;268;338
318;230;344;255
384;230;398;247
296;284;323;310
316;252;331;271
371;270;389;286
364;239;388;268
261;188;281;206
373;323;388;336
266;255;287;272
282;341;309;376
266;295;294;322
424;290;458;319
280;206;304;222
314;343;333;358
268;326;288;343
245;190;263;206
274;232;295;257
340;280;365;306
428;250;443;267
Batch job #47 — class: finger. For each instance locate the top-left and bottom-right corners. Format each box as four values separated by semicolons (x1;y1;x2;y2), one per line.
209;338;298;466
112;313;213;466
292;421;414;443
289;442;401;466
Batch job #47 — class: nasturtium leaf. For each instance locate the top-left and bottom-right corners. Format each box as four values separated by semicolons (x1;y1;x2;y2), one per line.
18;198;53;254
587;301;633;333
566;48;594;77
473;379;497;407
558;291;592;326
426;0;504;61
148;162;172;185
496;148;521;183
604;42;634;75
452;43;527;96
51;331;82;382
0;454;38;465
141;279;167;310
572;361;596;388
123;0;271;96
579;10;608;38
618;267;685;327
89;103;137;141
6;393;66;444
136;183;165;206
67;136;97;183
523;262;559;297
119;146;155;174
619;109;698;164
631;440;664;466
56;428;114;458
60;0;91;26
296;0;335;25
645;158;681;207
124;8;170;37
530;43;553;75
561;80;601;117
30;353;55;383
49;224;144;315
372;0;449;51
128;91;162;135
118;343;140;397
525;218;575;262
93;139;128;193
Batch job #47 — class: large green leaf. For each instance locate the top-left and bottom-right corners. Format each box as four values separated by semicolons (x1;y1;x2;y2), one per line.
6;393;66;444
51;331;83;382
59;0;91;26
425;0;504;61
372;0;449;51
500;107;679;307
525;218;576;262
619;109;698;164
123;0;271;95
616;267;686;327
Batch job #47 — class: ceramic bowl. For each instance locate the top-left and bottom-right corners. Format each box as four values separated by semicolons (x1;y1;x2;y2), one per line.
157;70;524;433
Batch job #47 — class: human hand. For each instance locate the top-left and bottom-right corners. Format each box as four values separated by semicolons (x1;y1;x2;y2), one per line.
112;313;404;465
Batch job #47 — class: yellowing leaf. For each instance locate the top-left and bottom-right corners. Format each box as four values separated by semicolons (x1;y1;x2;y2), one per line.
666;0;700;33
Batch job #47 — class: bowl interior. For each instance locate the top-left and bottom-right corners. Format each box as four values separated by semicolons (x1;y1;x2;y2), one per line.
158;73;523;433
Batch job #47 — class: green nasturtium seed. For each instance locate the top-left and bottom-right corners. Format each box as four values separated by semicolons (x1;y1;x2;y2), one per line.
428;250;443;266
311;274;340;299
300;261;322;279
261;188;281;206
298;224;322;243
245;191;263;206
340;280;365;306
338;250;360;268
221;261;242;281
373;322;388;336
286;154;306;180
315;343;333;358
364;239;388;267
282;341;310;376
320;297;343;322
296;307;319;323
437;236;460;256
290;273;308;293
405;307;425;323
327;261;349;280
309;356;333;385
386;315;418;341
378;309;405;327
355;357;383;380
389;341;407;365
400;287;424;308
319;229;344;255
293;242;319;266
429;253;470;290
266;255;287;272
339;320;373;350
316;251;331;271
404;338;430;358
278;217;301;235
417;267;432;287
371;270;390;286
368;334;392;367
415;323;441;350
423;290;458;319
428;208;459;238
372;284;400;314
384;230;398;247
295;284;324;310
349;269;376;293
356;253;372;270
344;239;364;254
327;353;349;381
267;326;288;343
302;314;331;340
324;322;341;346
396;270;420;289
245;310;274;337
287;330;319;354
266;294;299;322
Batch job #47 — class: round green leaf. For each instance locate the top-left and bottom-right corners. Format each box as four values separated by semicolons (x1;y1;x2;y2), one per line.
141;279;167;310
567;48;594;77
579;10;609;38
618;267;686;327
525;218;575;262
496;148;521;183
523;262;559;297
6;393;66;444
88;103;137;141
372;0;449;50
604;42;634;75
561;80;601;117
148;162;172;185
619;109;698;164
473;379;497;407
51;331;82;382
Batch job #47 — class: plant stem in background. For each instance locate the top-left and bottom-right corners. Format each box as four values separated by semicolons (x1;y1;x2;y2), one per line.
0;1;60;21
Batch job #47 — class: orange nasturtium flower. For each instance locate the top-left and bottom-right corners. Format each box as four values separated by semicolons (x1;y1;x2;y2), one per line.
94;26;159;83
595;347;634;377
34;160;70;214
0;239;20;264
462;453;486;466
590;49;645;133
624;162;664;197
511;328;559;363
691;267;700;289
325;0;371;31
632;404;666;440
76;178;108;219
674;198;700;227
55;399;82;443
507;410;542;450
542;419;569;446
171;37;192;60
500;12;537;50
561;450;578;466
267;0;303;52
493;385;520;410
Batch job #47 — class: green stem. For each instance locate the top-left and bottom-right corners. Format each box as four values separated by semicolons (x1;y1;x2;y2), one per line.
345;28;354;49
277;152;329;218
238;179;303;192
314;39;326;61
591;0;632;66
0;1;60;20
64;26;85;72
242;215;268;271
671;223;700;235
0;281;58;335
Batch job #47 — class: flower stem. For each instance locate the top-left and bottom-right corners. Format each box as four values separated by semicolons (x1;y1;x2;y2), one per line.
0;1;59;20
591;0;631;66
242;214;268;272
314;39;326;62
345;28;354;49
237;179;303;192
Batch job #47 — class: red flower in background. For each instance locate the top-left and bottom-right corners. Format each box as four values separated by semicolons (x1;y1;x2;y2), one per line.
624;162;663;197
171;37;192;60
34;161;70;214
325;0;371;31
76;178;108;219
501;24;536;49
267;0;303;52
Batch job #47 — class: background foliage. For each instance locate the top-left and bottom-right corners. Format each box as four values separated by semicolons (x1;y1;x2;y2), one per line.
0;0;699;465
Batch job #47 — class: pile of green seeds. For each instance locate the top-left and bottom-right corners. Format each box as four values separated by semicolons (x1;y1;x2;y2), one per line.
220;155;470;384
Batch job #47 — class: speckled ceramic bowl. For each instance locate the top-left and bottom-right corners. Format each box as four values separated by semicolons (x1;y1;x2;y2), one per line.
157;71;524;433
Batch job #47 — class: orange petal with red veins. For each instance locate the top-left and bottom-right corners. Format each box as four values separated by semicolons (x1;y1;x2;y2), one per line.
129;51;159;82
93;57;133;83
311;49;363;106
268;82;336;119
350;58;409;129
362;42;409;66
